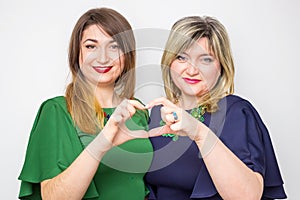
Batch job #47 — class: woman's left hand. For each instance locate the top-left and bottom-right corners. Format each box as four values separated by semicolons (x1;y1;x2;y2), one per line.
146;97;206;142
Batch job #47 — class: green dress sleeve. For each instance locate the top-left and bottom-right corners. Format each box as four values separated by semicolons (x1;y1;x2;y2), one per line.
18;96;99;199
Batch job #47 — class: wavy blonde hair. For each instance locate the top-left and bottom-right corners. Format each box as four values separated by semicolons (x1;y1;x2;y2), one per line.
161;16;234;112
65;8;136;134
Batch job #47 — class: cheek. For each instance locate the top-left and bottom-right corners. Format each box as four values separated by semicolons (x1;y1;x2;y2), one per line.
79;49;93;68
170;61;180;72
170;68;183;90
170;62;187;86
205;67;221;88
170;67;180;84
170;62;184;77
117;55;125;72
79;51;83;67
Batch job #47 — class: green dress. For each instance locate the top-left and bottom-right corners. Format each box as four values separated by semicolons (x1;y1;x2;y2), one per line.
18;96;153;200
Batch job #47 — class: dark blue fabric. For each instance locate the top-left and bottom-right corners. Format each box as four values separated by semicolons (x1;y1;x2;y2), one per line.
145;95;287;199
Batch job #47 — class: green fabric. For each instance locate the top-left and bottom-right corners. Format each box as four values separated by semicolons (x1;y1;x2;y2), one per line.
18;96;153;200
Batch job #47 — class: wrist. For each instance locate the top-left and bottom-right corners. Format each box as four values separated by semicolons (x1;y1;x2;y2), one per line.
85;130;114;161
193;124;209;145
195;128;219;158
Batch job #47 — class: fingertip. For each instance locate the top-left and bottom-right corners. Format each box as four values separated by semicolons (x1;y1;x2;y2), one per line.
146;102;155;109
169;123;178;131
129;100;146;109
112;115;122;124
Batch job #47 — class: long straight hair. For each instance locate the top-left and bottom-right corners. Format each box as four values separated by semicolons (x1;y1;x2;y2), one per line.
65;8;136;133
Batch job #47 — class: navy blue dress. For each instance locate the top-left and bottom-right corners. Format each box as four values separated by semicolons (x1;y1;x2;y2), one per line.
145;95;287;199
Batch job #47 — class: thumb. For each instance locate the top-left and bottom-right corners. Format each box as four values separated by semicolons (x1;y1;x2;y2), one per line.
169;122;181;132
129;130;149;138
109;109;123;125
148;125;175;137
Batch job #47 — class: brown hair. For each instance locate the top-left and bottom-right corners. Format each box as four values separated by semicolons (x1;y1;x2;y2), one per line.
65;7;136;133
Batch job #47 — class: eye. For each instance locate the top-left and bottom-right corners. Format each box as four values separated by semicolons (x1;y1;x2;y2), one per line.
109;43;120;50
85;44;96;49
200;56;214;64
176;55;188;62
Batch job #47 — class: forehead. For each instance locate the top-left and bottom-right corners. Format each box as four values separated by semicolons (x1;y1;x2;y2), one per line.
81;24;112;41
186;37;213;54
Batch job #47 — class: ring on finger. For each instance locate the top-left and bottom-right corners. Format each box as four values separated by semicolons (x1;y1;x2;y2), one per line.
172;111;178;121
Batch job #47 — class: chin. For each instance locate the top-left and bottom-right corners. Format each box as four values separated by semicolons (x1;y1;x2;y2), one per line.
180;87;201;96
181;91;200;97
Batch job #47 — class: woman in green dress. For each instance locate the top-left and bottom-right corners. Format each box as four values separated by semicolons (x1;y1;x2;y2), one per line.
18;7;153;200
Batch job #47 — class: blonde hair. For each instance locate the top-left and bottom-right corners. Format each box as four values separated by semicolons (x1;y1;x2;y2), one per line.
161;16;234;112
65;8;136;134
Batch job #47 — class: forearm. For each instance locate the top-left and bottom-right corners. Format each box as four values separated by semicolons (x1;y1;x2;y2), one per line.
41;150;103;200
40;99;143;199
41;128;113;200
196;128;263;200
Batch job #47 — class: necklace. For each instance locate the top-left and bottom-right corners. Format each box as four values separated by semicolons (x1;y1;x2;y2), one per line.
104;111;111;120
103;109;114;124
160;105;206;141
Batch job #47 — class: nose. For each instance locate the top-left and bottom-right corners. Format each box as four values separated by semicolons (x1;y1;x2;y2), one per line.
186;61;199;75
97;48;109;64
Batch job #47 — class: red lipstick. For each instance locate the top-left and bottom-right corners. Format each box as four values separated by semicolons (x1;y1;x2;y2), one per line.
183;77;200;84
93;66;112;73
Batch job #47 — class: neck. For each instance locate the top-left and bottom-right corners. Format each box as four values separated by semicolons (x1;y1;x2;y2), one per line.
94;86;122;108
178;94;199;110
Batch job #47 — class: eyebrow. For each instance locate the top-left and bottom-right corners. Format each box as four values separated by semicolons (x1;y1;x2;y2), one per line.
180;52;213;57
83;39;98;43
82;38;116;44
200;53;213;57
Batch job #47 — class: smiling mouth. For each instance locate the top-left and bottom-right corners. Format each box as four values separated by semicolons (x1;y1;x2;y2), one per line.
183;77;201;84
93;66;112;73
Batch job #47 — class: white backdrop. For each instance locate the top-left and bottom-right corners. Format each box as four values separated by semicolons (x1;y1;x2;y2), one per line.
1;0;299;199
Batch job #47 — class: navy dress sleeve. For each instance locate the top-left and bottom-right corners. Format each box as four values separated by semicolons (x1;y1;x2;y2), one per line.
191;95;287;199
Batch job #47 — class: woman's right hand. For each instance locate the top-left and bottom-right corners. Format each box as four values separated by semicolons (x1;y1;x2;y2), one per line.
102;99;149;147
86;98;161;162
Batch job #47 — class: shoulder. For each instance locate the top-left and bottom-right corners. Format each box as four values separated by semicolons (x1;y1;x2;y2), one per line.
215;95;267;138
213;94;263;129
41;96;66;107
219;94;256;113
33;96;71;123
28;96;74;143
39;96;68;113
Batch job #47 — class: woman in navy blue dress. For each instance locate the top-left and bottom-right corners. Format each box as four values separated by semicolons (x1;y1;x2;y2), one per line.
145;16;287;199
